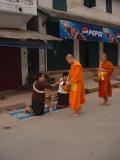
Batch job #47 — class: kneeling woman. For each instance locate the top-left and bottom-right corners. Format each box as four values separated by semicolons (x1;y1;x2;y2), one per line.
32;73;50;116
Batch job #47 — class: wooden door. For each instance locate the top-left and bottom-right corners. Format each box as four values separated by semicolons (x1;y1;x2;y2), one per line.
0;47;22;91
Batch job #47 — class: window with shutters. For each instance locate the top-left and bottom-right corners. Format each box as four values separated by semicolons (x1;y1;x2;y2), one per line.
53;0;67;11
84;0;96;8
106;0;112;13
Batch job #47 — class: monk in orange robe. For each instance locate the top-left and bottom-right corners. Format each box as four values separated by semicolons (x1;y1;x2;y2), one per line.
66;54;85;116
98;54;114;105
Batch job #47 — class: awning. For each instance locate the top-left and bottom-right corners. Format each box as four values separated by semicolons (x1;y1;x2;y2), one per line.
0;28;61;49
0;39;54;49
0;29;61;41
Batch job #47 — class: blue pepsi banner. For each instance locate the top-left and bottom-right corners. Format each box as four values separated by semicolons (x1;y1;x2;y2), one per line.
60;20;120;43
103;27;120;43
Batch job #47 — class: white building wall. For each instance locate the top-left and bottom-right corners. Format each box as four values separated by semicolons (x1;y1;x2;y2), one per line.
0;1;37;88
96;0;106;12
0;0;37;15
96;0;120;17
38;0;120;66
0;0;37;29
67;0;83;9
68;1;120;27
74;39;80;60
0;13;31;30
68;0;120;15
38;0;53;9
38;0;120;27
112;0;120;16
38;14;47;72
21;48;28;86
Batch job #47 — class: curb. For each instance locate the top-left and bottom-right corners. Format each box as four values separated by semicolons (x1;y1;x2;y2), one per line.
0;103;26;114
85;82;120;94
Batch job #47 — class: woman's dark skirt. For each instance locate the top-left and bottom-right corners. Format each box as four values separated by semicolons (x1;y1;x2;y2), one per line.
32;100;44;116
58;93;69;107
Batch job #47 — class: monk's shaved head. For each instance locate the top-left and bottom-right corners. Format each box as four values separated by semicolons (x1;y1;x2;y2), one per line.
102;53;107;58
66;54;74;59
66;54;75;64
101;53;107;62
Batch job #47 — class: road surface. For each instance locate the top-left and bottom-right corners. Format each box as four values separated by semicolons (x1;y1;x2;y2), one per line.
0;88;120;160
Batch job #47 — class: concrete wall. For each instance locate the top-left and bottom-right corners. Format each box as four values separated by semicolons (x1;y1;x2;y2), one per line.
38;0;120;67
38;0;53;9
0;0;37;29
112;0;120;16
67;0;83;9
0;1;37;88
38;15;47;72
38;0;120;17
96;0;106;12
21;48;28;86
38;0;120;27
74;39;80;60
67;0;120;27
0;13;33;30
68;0;120;16
0;0;37;15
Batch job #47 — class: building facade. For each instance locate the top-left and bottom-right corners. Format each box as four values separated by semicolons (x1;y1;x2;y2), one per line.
1;0;120;91
0;0;37;91
38;0;120;71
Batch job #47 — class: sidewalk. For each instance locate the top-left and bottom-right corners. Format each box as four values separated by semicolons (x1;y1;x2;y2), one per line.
0;78;120;113
85;78;120;93
0;92;32;113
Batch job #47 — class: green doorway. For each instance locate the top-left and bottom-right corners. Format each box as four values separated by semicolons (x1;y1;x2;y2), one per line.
103;43;118;66
79;41;99;68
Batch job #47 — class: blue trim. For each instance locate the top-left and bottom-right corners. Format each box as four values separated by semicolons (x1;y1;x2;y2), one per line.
0;39;54;49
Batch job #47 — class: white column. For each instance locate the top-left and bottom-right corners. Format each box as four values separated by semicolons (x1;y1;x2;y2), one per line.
39;49;46;72
21;48;28;86
74;39;80;60
99;42;103;62
118;44;120;66
38;15;47;71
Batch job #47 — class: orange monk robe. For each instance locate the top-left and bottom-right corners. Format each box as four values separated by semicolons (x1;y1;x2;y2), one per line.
99;60;114;98
69;61;85;111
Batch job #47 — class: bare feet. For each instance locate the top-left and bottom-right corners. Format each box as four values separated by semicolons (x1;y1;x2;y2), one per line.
101;102;106;105
73;113;79;117
101;101;110;105
72;111;81;117
105;101;110;105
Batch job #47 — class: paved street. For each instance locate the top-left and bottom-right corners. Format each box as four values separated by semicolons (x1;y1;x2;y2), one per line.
0;88;120;160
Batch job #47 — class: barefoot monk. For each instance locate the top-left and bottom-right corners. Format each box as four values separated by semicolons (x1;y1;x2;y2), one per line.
66;54;85;116
98;54;114;105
